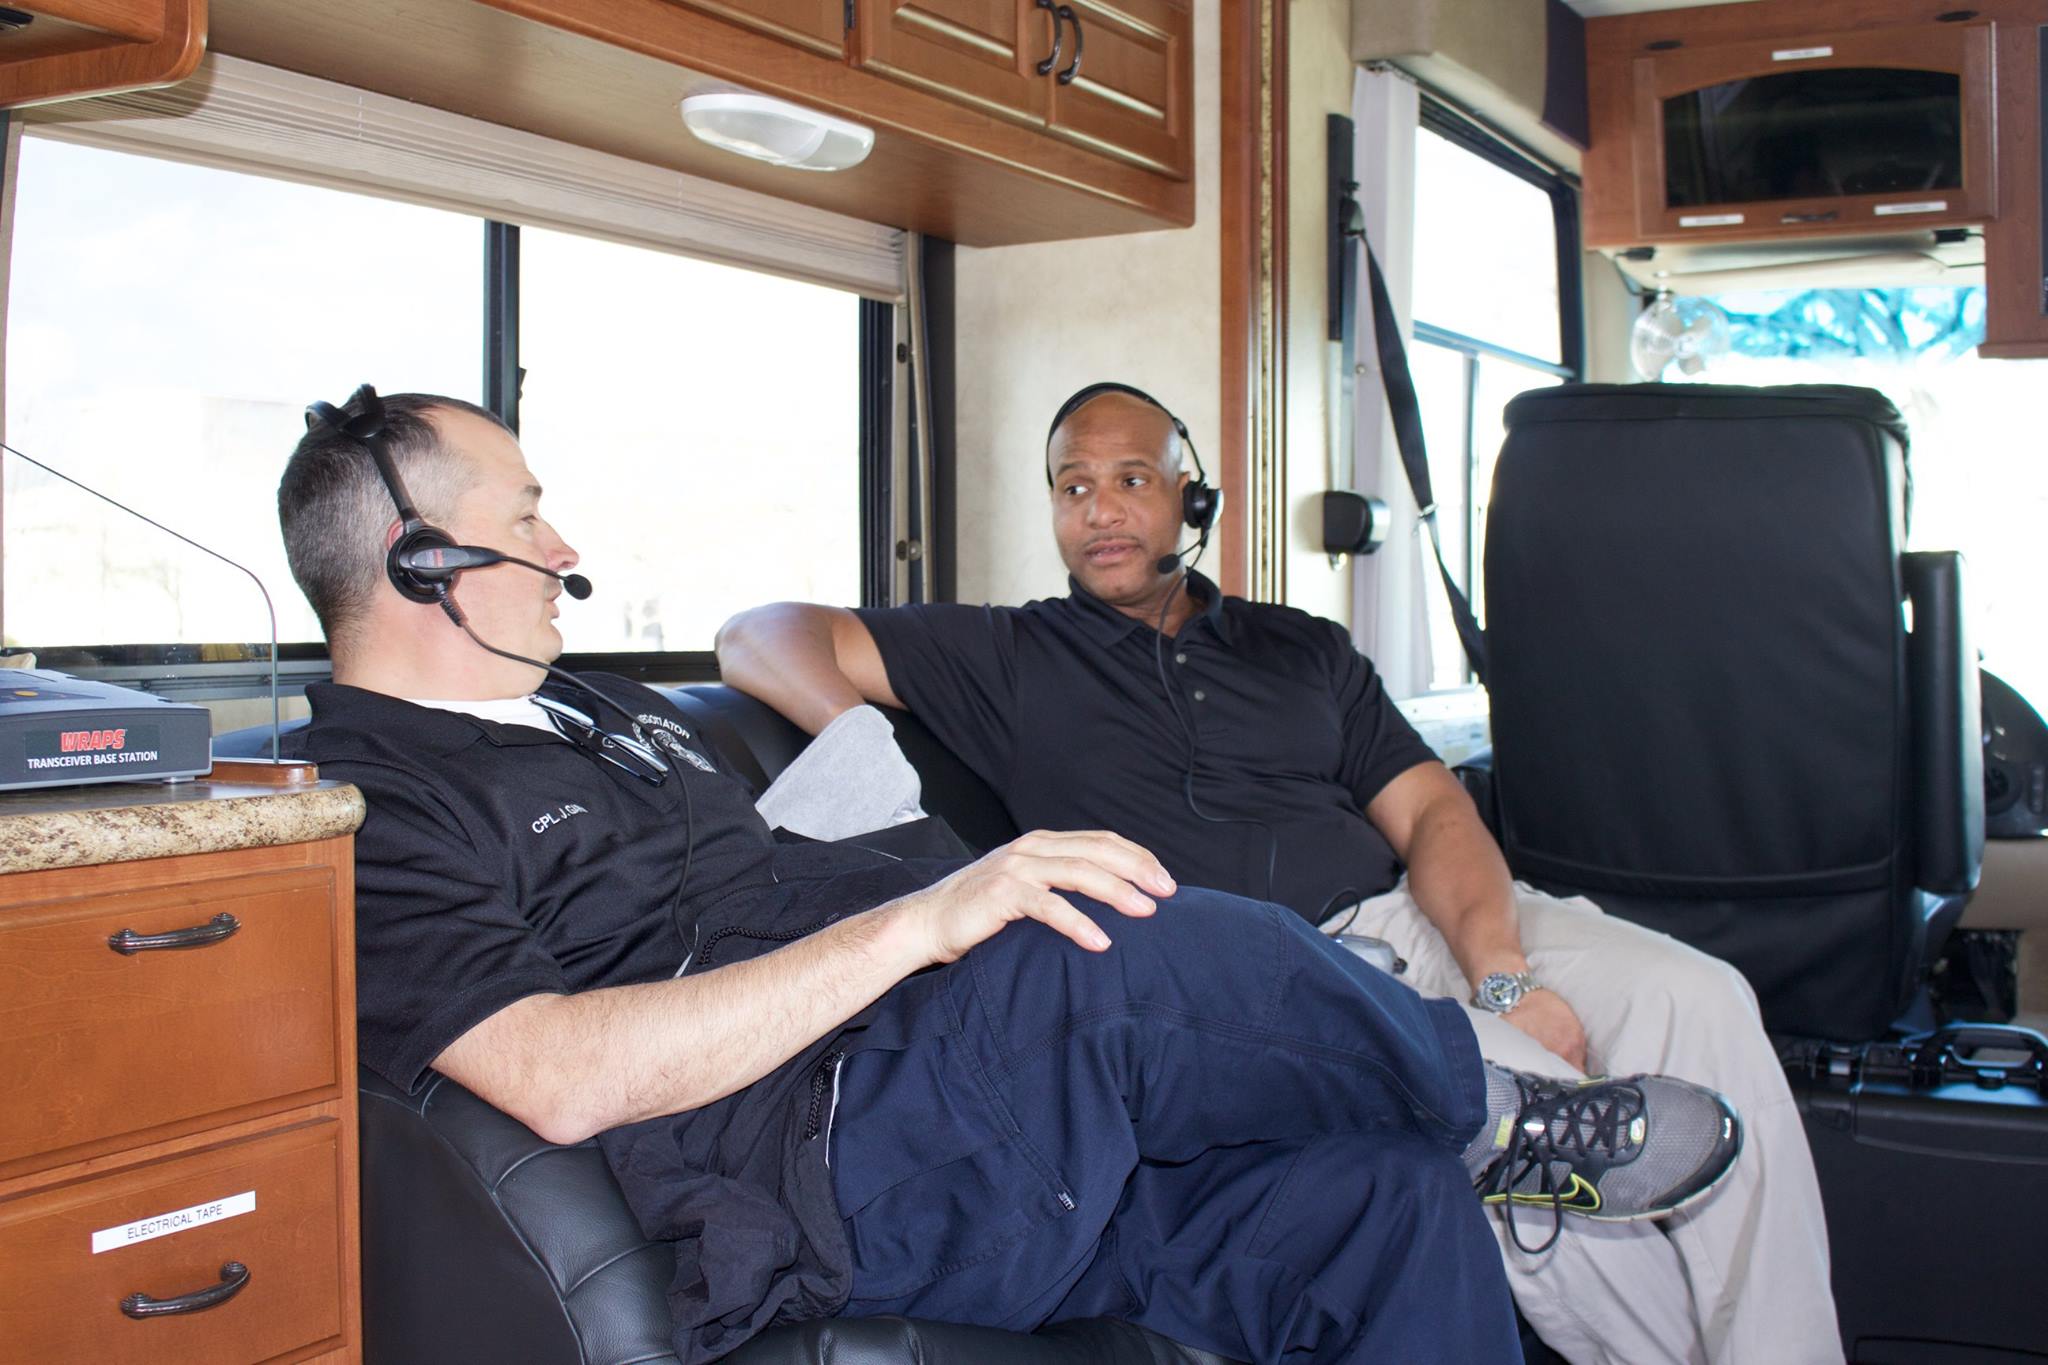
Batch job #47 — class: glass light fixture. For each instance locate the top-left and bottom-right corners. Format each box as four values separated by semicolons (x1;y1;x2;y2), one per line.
679;92;874;173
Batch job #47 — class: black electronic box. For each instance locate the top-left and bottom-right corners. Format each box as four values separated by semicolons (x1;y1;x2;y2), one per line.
0;668;212;791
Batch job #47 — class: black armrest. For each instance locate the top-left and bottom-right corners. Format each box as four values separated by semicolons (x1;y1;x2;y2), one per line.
1903;552;1983;895
357;1067;677;1365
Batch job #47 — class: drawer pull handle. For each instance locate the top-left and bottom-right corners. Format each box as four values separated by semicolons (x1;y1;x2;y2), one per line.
120;1261;249;1319
108;912;240;955
1055;7;1082;85
1033;0;1065;76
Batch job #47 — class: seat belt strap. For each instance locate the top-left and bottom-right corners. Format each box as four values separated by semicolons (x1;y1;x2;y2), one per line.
1359;231;1489;684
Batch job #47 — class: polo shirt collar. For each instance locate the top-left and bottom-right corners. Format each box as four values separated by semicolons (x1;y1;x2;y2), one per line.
306;682;562;755
1063;570;1232;647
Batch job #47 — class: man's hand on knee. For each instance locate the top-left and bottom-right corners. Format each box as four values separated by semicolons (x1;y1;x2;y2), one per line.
1501;989;1590;1073
892;830;1177;964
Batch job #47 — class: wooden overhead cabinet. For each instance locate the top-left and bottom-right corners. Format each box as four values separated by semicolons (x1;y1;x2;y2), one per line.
1045;0;1191;178
1584;0;2048;360
858;0;1057;126
677;0;849;56
195;0;1193;247
856;0;1191;179
1980;21;2047;358
0;0;204;107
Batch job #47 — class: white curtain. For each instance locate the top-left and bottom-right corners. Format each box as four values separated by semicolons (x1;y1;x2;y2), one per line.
1346;65;1435;699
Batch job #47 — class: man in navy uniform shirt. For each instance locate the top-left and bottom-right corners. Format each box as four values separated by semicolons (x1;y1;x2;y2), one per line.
278;388;1740;1365
718;383;1837;1365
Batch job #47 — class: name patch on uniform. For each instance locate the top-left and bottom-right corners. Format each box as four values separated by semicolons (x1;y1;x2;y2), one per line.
531;803;589;834
637;716;717;773
92;1191;255;1254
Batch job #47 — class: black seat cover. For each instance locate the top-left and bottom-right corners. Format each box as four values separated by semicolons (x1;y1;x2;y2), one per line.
1483;383;1981;1041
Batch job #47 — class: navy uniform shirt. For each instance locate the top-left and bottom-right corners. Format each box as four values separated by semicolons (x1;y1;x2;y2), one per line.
856;572;1438;922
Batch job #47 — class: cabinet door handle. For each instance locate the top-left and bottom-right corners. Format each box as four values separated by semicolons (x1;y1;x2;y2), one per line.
120;1262;250;1319
1034;0;1065;77
1055;6;1083;84
107;912;240;955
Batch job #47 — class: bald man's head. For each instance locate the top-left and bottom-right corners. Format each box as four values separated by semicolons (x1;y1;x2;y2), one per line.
1045;389;1183;489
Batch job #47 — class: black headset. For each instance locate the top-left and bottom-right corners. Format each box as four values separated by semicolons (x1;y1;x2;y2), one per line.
303;385;590;609
1045;381;1219;540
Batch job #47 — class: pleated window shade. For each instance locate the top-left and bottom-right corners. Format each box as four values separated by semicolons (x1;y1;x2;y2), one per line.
22;53;906;302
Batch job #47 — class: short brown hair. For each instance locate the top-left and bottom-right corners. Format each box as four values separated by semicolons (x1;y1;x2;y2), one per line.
277;393;504;645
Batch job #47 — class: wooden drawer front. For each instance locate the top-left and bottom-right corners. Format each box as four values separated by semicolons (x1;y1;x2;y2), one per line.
0;869;339;1172
860;0;1051;125
1047;0;1188;178
0;1120;344;1365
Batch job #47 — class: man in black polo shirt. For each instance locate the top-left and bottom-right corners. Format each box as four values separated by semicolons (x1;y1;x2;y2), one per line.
717;383;1838;1365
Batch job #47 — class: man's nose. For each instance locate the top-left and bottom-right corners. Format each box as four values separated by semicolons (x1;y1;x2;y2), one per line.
1085;491;1125;527
545;528;579;572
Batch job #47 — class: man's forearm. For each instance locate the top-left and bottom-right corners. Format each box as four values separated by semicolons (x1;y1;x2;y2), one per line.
716;604;867;735
442;898;927;1144
1402;800;1527;990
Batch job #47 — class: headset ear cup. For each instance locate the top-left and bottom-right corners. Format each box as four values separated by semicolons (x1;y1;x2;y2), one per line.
1183;481;1218;533
387;524;458;604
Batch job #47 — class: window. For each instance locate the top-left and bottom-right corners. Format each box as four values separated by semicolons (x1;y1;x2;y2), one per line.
3;137;482;652
1408;103;1580;690
517;227;861;653
3;93;891;679
1670;286;2048;709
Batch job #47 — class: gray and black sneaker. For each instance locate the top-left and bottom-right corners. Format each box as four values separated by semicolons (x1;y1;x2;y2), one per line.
1473;1068;1742;1253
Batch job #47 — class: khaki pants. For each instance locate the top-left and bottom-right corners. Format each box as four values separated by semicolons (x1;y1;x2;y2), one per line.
1345;882;1844;1365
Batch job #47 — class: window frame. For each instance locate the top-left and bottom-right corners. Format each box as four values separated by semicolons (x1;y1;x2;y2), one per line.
1409;97;1584;687
2;129;903;696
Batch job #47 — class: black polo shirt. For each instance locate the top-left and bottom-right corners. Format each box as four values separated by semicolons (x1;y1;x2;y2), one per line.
856;573;1438;922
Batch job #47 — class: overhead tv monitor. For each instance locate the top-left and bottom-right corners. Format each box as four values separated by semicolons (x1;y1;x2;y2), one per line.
1630;19;1997;241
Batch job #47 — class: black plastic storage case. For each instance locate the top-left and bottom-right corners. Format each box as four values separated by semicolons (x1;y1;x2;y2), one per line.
1784;1026;2048;1362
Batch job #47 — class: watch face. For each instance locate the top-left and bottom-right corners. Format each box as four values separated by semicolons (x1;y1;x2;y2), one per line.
1480;974;1524;1012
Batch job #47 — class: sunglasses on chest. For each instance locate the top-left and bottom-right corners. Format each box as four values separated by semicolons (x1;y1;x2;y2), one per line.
531;692;672;787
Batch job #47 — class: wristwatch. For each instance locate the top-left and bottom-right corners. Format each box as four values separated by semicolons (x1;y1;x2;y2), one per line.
1472;971;1544;1014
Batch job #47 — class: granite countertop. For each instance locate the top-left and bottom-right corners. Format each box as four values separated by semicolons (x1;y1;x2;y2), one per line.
0;766;364;875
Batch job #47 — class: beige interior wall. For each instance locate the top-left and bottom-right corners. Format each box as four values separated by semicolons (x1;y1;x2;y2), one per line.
1582;248;1638;382
1283;0;1360;623
951;0;1221;608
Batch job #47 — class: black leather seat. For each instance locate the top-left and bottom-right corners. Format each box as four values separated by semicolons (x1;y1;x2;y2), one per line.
1478;384;1983;1042
217;688;1241;1364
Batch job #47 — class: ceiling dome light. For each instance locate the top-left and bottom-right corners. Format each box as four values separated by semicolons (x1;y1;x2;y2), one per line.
679;92;874;172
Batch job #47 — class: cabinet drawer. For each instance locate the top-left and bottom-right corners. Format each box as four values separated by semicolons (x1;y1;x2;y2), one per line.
0;869;340;1172
0;1119;346;1364
1046;0;1189;177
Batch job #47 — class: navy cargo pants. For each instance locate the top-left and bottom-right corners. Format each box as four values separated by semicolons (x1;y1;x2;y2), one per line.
830;887;1520;1363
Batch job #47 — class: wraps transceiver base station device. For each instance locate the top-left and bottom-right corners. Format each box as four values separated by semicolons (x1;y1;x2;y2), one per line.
0;669;213;791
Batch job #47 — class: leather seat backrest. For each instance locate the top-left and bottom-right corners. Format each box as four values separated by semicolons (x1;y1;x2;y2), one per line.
1483;383;1979;1040
213;682;1022;855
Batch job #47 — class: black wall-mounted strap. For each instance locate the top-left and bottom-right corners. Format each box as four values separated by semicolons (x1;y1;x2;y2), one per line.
1358;231;1490;683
